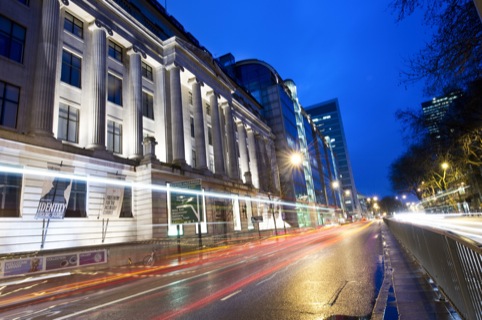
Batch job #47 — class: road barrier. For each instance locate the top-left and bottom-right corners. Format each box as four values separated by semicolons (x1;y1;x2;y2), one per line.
385;218;482;320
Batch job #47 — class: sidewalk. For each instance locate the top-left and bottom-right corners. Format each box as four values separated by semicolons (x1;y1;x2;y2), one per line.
372;222;460;320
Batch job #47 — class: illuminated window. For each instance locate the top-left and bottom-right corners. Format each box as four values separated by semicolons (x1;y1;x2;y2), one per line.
0;171;22;217
108;40;123;62
142;92;154;119
65;180;86;217
64;12;83;38
141;61;153;80
58;103;79;143
61;50;82;88
0;80;20;129
107;120;122;154
0;15;26;63
108;74;122;105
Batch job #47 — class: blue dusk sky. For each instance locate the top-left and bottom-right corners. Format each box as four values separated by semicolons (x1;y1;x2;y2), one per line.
165;0;434;198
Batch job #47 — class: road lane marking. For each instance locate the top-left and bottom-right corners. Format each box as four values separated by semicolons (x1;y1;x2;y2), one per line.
256;272;279;286
221;290;242;301
53;258;249;320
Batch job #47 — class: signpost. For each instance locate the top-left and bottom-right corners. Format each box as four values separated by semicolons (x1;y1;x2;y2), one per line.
168;179;205;249
169;179;204;224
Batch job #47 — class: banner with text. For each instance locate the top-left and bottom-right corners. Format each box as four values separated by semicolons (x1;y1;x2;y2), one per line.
35;163;74;219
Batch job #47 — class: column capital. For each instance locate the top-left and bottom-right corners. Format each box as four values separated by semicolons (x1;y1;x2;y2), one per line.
127;45;147;59
188;77;204;86
89;19;113;36
220;101;231;109
206;90;220;99
235;119;246;127
165;62;184;72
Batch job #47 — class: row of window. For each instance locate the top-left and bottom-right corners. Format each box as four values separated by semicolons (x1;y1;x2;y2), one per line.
0;171;132;218
188;92;212;116
61;49;154;114
58;101;123;153
63;10;154;79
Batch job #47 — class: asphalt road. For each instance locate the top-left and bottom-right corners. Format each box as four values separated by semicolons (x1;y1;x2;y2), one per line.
0;221;383;320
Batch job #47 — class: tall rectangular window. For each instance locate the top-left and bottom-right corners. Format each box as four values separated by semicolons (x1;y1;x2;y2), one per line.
64;12;83;39
58;103;79;143
107;120;122;154
206;103;211;116
208;126;213;145
61;50;82;88
65;180;86;217
141;61;153;81
0;15;26;63
108;74;122;105
119;186;133;218
108;40;123;62
142;92;154;119
190;116;195;138
0;171;22;217
0;80;20;129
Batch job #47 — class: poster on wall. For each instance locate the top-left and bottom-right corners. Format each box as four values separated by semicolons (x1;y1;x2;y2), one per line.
35;163;74;219
103;187;124;217
0;250;107;278
2;257;44;277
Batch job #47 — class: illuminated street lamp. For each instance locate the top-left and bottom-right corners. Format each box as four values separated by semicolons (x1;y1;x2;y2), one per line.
441;162;449;191
331;180;346;219
290;152;303;167
441;162;449;170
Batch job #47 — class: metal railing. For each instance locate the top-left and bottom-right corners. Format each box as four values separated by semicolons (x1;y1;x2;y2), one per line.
385;218;482;320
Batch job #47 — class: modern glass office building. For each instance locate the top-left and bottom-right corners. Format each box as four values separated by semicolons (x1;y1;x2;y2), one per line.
218;57;339;226
306;99;360;216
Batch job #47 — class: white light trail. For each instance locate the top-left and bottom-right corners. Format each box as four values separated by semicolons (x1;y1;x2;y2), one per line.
0;165;333;213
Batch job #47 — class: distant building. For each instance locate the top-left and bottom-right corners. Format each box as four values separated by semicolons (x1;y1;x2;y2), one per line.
421;91;462;140
306;99;360;216
218;57;339;226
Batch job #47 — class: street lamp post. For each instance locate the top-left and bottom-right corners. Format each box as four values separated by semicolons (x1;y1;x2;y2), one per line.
268;192;278;236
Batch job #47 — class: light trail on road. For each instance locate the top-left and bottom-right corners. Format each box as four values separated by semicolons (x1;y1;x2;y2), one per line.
0;222;380;320
391;213;482;244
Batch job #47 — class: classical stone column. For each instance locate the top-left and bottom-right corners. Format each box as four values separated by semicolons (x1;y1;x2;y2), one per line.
29;0;62;137
267;140;281;191
247;128;260;189
168;64;186;165
223;103;239;179
128;47;143;159
256;134;269;192
236;121;250;184
208;91;225;175
191;78;207;169
87;21;110;150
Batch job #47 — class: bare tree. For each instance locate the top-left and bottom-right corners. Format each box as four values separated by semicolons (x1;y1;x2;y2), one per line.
391;0;482;95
